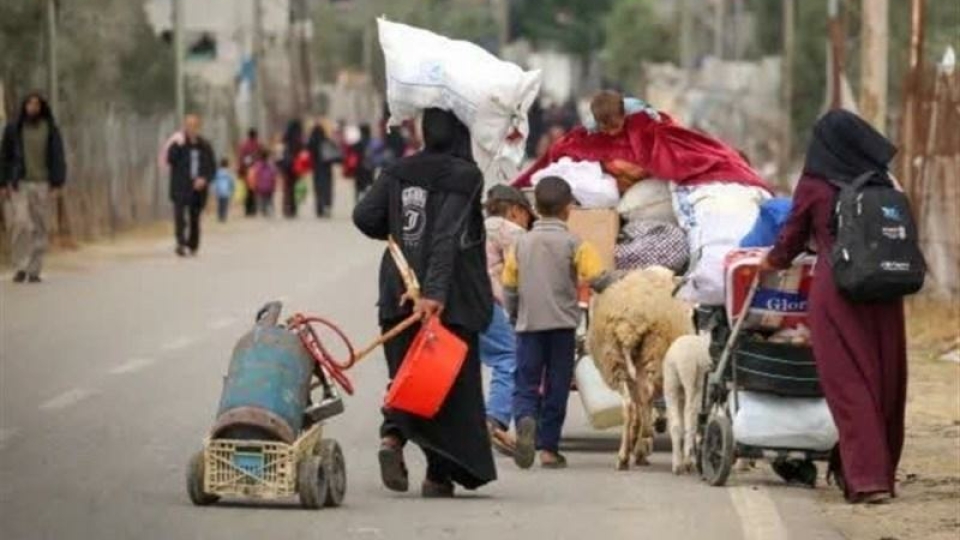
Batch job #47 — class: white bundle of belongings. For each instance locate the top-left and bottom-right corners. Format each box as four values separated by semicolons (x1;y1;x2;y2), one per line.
618;179;676;225
378;18;542;186
531;158;619;209
733;391;839;451
574;355;623;430
673;183;769;305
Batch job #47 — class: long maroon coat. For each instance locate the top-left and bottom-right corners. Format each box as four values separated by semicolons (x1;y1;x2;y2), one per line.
769;174;907;499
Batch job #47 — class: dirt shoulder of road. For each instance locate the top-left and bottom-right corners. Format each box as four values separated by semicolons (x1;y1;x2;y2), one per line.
819;297;960;540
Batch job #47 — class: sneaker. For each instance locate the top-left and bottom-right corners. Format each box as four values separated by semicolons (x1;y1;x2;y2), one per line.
488;419;516;457
175;246;188;257
27;274;41;283
12;271;26;283
378;437;409;492
514;417;537;470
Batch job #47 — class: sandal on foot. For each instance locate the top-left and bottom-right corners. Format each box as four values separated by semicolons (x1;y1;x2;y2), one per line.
421;479;455;498
540;452;568;469
378;439;409;492
514;417;537;470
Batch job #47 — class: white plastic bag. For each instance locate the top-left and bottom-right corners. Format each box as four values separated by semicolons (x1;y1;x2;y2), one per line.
378;19;542;184
733;391;838;451
618;179;676;224
531;158;620;209
575;355;623;430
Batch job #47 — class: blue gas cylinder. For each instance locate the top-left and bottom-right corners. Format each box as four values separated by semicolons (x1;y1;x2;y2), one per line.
211;302;313;443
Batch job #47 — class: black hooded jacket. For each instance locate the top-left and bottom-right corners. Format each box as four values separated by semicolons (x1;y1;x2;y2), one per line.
0;93;67;189
353;109;493;332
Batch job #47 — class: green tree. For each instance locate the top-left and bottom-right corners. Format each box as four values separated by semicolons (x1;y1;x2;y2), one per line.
602;0;678;91
513;0;613;59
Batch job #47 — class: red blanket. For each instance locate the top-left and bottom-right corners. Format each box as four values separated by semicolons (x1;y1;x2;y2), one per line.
514;112;770;191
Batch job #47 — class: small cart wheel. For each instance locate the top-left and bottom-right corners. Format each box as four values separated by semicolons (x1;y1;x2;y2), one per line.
319;439;347;507
187;450;220;506
700;415;734;487
297;455;328;510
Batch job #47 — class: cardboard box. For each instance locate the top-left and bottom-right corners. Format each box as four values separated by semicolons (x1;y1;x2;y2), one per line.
567;208;620;271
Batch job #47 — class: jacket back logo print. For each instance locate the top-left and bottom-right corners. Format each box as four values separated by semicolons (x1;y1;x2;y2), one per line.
402;186;428;246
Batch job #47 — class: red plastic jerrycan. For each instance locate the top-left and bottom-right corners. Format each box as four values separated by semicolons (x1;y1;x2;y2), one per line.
384;317;467;419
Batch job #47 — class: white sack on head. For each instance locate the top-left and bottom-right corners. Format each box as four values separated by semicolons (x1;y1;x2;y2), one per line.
378;18;542;185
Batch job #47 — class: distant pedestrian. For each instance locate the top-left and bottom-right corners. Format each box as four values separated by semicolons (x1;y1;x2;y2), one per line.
280;120;304;218
166;114;215;257
0;92;66;283
503;177;611;469
351;123;373;203
247;148;279;218
307;119;342;218
237;128;262;217
213;158;235;223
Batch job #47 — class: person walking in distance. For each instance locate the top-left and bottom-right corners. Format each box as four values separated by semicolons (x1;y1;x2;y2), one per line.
213;158;235;223
307;119;342;218
166;114;215;256
237;128;262;217
280;120;304;218
247;148;279;217
0;92;67;283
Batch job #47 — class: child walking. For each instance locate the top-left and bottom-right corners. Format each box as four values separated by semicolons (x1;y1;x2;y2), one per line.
247;149;279;217
213;158;235;222
503;177;614;469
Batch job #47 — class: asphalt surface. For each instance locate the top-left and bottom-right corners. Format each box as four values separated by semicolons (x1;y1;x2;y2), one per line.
0;184;844;540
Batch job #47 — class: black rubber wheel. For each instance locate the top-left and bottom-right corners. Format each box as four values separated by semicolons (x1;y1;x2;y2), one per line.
187;450;220;506
297;455;328;510
319;439;347;507
700;415;734;487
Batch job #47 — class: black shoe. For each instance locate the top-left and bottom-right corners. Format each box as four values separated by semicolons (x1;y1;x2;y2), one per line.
13;271;26;283
27;274;41;283
421;479;455;498
175;246;188;257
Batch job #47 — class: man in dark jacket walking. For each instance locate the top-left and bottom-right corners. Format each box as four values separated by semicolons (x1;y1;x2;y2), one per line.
353;108;495;498
0;92;67;283
167;114;216;256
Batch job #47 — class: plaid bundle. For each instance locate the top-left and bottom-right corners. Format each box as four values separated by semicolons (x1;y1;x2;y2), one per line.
615;220;690;273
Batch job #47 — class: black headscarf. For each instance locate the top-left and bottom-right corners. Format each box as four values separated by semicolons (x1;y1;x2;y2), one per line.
284;119;304;154
803;109;897;185
422;108;474;164
17;91;56;128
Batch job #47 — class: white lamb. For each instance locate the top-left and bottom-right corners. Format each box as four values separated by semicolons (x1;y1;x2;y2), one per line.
587;266;694;470
662;334;711;474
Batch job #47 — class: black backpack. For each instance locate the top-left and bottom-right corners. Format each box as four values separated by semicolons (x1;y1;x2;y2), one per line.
829;171;926;302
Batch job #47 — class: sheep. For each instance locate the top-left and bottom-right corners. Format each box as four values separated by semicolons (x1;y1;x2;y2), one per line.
587;266;694;470
662;334;711;474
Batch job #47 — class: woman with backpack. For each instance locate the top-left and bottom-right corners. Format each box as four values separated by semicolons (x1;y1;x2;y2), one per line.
247;149;279;217
762;110;916;505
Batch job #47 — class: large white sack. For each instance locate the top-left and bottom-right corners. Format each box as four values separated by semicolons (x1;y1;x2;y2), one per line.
675;183;767;305
378;19;542;185
531;158;619;209
618;179;677;224
575;355;623;430
733;391;839;451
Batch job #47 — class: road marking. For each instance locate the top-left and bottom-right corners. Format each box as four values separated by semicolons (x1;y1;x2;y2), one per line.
39;388;98;411
0;427;19;451
729;486;789;540
109;357;156;375
161;336;196;351
208;316;237;331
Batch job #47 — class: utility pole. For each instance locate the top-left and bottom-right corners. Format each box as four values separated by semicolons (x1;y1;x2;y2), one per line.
900;0;925;195
296;0;314;113
780;0;795;181
827;0;846;109
494;0;511;53
46;0;59;115
713;0;725;59
250;0;264;133
679;0;695;71
859;0;889;132
173;0;185;120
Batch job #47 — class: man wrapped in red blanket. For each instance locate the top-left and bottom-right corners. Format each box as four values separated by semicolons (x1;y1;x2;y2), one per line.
513;91;770;193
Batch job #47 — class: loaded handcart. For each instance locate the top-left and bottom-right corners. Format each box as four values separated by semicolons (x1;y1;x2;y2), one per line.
695;249;838;487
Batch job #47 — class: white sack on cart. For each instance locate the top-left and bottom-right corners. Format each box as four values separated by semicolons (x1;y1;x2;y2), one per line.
378;18;542;185
531;158;619;209
733;391;838;451
575;355;623;430
674;183;768;305
618;179;677;224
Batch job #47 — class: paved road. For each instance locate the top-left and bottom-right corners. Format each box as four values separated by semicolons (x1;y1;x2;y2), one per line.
0;186;843;540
